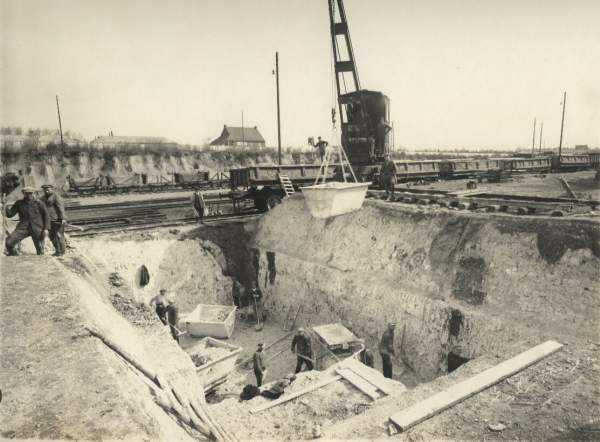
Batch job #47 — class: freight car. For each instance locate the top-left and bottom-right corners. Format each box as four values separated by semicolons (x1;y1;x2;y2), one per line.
551;154;591;172
392;160;441;182
230;164;334;211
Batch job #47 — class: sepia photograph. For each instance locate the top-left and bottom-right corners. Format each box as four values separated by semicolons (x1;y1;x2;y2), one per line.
1;0;599;440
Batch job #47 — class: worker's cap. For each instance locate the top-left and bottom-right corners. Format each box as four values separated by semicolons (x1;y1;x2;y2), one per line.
257;342;264;348
22;186;35;193
41;184;54;189
159;288;167;294
388;322;396;328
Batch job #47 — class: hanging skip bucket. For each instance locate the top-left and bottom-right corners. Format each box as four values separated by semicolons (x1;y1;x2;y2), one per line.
300;143;370;219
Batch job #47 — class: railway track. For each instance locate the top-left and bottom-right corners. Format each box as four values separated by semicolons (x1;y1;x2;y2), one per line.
65;193;259;236
366;189;599;217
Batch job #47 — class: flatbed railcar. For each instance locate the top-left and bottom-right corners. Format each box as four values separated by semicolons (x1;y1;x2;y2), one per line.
551;154;591;172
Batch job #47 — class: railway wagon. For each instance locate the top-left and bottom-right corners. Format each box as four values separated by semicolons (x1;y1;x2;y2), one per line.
173;171;211;186
393;160;441;181
439;159;500;179
552;154;591;172
509;157;552;173
230;164;335;211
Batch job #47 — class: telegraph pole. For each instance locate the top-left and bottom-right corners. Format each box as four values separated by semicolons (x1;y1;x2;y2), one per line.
558;92;566;160
538;122;543;153
275;52;282;165
531;118;536;155
241;110;245;148
55;95;64;149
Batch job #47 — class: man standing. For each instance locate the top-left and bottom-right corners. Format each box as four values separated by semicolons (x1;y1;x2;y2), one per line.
379;323;396;379
248;282;264;326
150;289;179;341
291;328;313;373
380;154;397;201
40;184;67;256
4;187;49;256
314;137;328;163
253;343;267;387
191;191;206;223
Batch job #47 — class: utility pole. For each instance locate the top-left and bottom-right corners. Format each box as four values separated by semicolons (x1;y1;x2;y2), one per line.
55;95;64;149
538;122;543;153
531;117;536;156
275;52;282;165
241;110;245;148
558;91;566;159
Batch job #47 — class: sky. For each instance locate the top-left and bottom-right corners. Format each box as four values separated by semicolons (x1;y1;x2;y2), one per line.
1;0;599;150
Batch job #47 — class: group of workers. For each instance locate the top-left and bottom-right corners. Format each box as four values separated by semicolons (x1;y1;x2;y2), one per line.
3;184;67;256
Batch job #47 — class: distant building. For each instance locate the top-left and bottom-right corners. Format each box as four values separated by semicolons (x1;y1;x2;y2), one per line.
90;136;178;150
210;125;266;149
574;144;589;153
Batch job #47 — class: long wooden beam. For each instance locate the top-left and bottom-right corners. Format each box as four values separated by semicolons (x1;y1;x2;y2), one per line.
389;340;563;432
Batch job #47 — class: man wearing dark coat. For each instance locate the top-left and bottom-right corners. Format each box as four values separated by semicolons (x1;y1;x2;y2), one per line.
40;184;67;256
4;187;50;256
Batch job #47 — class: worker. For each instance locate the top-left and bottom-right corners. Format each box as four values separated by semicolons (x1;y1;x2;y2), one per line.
314;137;328;163
149;289;179;341
232;279;245;307
248;282;264;323
253;343;267;387
3;186;50;256
291;328;313;373
191;191;206;223
359;348;375;368
380;154;397;201
379;323;396;379
40;184;67;256
261;374;296;399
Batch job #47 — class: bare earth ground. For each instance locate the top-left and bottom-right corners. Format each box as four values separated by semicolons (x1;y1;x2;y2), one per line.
401;170;599;201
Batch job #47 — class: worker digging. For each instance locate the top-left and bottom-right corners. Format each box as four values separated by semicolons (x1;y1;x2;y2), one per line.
1;0;598;441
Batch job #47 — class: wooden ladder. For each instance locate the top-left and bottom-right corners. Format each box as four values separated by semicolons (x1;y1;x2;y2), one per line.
278;174;295;197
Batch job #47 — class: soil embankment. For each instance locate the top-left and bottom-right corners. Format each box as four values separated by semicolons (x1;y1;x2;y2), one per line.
0;253;209;440
0;149;316;189
251;196;600;381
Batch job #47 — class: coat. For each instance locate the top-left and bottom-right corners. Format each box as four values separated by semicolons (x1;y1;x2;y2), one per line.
5;198;50;236
40;193;66;221
379;328;395;355
291;332;312;357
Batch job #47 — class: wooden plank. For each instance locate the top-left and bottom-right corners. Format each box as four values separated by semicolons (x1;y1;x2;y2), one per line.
336;368;380;400
343;359;396;395
389;341;563;432
250;375;342;414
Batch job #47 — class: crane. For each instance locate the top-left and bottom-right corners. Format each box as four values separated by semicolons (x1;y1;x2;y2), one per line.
328;0;392;180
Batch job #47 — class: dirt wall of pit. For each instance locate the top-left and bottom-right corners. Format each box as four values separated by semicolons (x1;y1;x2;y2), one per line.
250;196;600;381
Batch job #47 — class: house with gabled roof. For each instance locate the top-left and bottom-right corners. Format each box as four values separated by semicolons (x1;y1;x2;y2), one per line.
210;125;266;148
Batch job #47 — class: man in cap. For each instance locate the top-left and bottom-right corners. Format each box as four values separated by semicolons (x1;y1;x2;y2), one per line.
379;323;396;378
253;342;267;387
314;136;328;162
380;154;397;201
40;184;67;256
4;186;50;256
291;328;313;373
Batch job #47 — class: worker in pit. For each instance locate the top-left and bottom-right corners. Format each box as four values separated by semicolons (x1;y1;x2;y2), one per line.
248;281;264;323
3;186;50;256
149;289;179;342
253;342;267;387
291;328;314;373
380;153;397;201
379;322;396;379
314;136;328;163
40;184;67;256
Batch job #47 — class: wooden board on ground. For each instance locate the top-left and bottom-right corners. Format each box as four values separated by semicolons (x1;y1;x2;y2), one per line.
250;375;342;414
342;358;399;395
312;323;361;349
389;340;563;432
336;368;380;400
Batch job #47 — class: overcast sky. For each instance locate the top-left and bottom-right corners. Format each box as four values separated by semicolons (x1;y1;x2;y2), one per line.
2;0;599;149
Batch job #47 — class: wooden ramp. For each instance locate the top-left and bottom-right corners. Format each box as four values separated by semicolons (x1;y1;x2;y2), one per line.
389;340;563;432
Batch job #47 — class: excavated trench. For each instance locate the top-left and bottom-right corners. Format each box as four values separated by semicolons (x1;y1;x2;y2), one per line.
77;195;599;393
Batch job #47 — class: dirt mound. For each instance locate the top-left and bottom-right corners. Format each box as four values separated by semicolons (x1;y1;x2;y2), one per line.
0;255;205;440
110;291;161;328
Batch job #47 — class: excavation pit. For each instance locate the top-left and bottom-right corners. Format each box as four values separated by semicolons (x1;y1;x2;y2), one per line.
2;194;598;440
